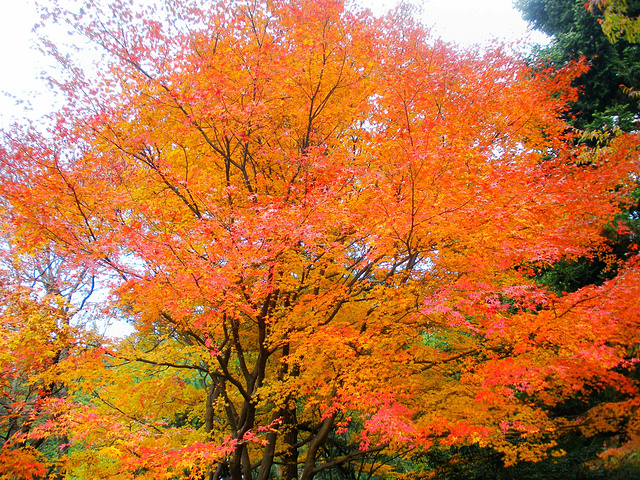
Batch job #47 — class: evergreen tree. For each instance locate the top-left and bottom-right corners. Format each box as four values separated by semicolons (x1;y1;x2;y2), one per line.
517;0;640;133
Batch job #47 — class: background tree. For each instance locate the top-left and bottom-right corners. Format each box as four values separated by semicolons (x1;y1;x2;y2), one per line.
517;0;640;134
587;0;640;43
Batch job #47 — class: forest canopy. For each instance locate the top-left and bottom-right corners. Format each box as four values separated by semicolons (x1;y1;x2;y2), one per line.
0;0;639;479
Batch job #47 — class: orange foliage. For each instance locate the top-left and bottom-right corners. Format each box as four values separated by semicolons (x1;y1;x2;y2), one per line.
0;0;639;478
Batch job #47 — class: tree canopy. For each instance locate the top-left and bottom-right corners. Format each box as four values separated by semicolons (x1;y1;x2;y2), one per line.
1;0;639;479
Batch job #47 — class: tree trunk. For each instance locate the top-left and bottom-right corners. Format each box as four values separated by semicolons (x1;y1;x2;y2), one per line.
282;398;299;480
300;415;335;480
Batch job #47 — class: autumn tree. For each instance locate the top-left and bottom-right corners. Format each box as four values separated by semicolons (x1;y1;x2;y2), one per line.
1;0;639;479
516;0;640;292
0;245;97;478
588;0;640;42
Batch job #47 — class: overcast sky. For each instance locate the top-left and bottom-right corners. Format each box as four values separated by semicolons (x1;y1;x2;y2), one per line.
0;0;549;127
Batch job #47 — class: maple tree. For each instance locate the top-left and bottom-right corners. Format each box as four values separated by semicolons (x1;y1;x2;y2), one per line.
0;247;95;478
1;0;639;479
511;2;640;476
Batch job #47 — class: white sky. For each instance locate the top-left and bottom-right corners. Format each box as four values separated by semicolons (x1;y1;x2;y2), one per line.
369;0;549;46
0;0;549;127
